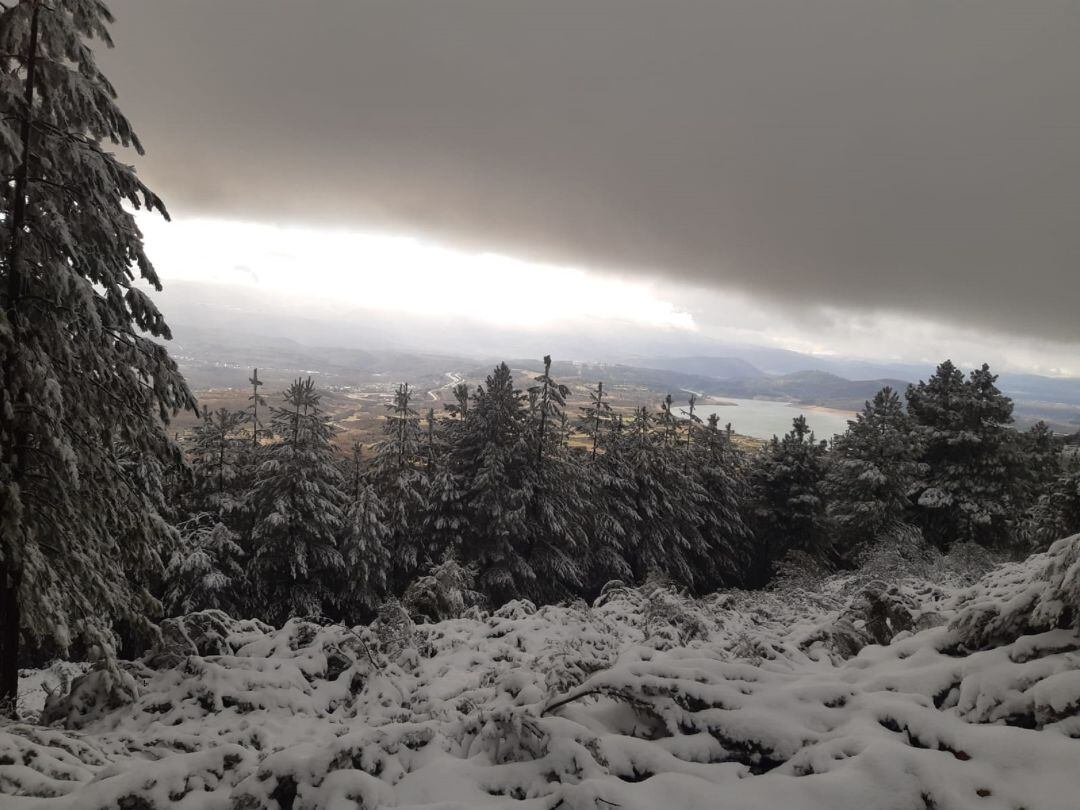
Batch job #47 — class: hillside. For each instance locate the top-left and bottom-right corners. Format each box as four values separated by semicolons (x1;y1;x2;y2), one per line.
711;370;912;411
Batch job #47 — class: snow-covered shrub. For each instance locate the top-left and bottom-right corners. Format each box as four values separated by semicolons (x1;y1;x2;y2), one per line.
804;579;945;660
853;523;939;581
373;599;416;661
0;722;252;807
402;556;482;622
0;723;113;798
594;579;633;605
941;539;1002;584
11;545;1080;809
847;524;996;590
40;615;378;744
41;661;148;729
642;583;709;649
950;532;1080;649
146;609;273;669
14;660;87;722
492;598;537;620
772;548;832;591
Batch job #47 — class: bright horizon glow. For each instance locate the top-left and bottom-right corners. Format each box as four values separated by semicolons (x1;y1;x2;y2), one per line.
139;215;1080;378
138;216;697;332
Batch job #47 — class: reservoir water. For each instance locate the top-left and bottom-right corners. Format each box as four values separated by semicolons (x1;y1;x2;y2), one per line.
684;397;855;441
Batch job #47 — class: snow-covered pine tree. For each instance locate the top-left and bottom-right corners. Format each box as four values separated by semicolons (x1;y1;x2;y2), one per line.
1013;423;1067;551
687;413;754;588
373;382;427;590
826;386;921;554
523;357;584;601
578;380;612;461
572;380;631;591
748;415;833;582
1015;421;1062;512
647;397;727;592
222;368;271;563
1022;453;1080;552
574;405;633;593
248;378;346;624
683;394;700;459
454;363;534;604
446;381;470;421
0;0;195;707
631;391;720;592
247;368;268;448
425;407;437;472
420;404;467;566
618;405;700;588
657;393;680;448
345;440;365;501
337;442;391;622
381;383;424;470
528;355;570;467
163;517;245;616
906;361;1022;548
186;407;247;520
174;407;250;610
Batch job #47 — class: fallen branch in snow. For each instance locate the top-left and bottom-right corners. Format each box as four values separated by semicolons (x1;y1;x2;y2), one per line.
305;613;383;674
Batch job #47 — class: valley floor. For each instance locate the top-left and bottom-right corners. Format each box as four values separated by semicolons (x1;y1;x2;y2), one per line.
4;536;1080;809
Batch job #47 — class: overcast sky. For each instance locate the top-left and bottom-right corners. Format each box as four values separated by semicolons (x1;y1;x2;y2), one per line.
101;1;1080;372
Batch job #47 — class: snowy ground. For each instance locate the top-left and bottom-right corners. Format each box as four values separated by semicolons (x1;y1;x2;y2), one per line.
3;536;1079;809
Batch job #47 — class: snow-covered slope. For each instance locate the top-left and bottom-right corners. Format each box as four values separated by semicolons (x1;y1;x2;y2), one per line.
3;536;1079;809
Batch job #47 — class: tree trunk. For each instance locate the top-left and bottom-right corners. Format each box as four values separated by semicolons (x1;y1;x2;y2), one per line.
591;383;603;461
0;561;21;713
536;379;549;468
0;0;41;717
250;369;261;448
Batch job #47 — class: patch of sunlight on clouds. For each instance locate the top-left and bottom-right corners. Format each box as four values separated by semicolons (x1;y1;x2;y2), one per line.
139;216;696;331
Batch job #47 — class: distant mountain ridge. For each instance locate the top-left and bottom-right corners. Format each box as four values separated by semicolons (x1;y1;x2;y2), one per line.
631;358;908;411
622;355;766;381
625;346;932;381
632;355;1080;430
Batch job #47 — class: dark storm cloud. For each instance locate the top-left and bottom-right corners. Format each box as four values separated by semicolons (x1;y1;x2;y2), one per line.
101;0;1080;341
